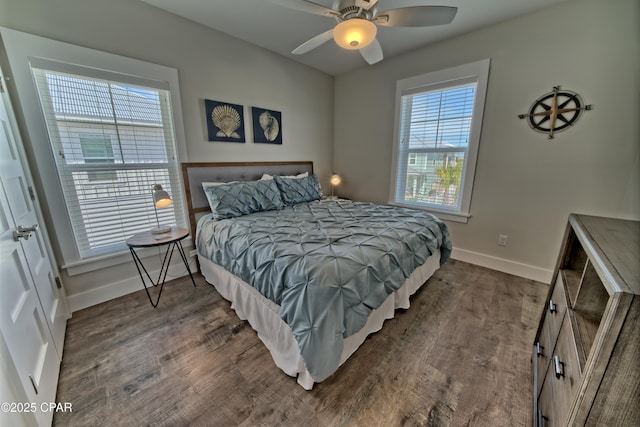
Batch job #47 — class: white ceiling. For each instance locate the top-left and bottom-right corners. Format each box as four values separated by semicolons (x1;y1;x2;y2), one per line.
140;0;570;76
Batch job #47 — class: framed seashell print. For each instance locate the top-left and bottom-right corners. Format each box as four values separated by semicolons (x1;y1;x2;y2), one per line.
251;107;282;145
204;99;245;143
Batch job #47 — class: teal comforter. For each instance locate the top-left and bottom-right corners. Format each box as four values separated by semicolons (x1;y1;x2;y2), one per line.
197;200;452;382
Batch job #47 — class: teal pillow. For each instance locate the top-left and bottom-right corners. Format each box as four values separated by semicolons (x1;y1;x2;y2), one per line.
204;179;284;219
274;174;322;205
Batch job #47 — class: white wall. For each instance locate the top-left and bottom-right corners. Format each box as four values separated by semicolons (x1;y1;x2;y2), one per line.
334;0;640;282
0;0;334;308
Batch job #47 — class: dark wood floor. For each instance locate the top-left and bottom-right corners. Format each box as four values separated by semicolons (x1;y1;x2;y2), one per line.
53;259;548;426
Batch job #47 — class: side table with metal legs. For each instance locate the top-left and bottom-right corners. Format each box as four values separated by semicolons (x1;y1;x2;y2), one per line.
126;227;196;308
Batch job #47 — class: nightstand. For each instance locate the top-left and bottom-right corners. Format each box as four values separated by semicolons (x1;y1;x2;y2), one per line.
126;227;196;308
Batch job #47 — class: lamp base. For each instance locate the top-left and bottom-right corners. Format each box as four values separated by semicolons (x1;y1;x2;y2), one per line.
151;225;172;234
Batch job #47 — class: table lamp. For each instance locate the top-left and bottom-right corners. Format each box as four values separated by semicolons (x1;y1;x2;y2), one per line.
151;184;172;234
330;173;342;199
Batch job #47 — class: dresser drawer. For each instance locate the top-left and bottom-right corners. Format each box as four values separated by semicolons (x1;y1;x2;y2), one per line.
535;313;554;396
553;314;581;417
536;314;581;426
534;274;568;396
537;359;560;427
547;274;568;346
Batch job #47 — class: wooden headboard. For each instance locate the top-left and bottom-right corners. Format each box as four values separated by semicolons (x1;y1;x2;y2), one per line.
181;161;314;241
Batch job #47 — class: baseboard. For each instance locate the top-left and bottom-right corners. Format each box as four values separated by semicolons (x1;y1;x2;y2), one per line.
66;257;197;312
68;249;551;311
451;248;553;284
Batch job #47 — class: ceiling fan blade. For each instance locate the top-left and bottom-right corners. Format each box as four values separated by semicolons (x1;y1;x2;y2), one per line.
375;6;457;27
269;0;338;17
292;29;334;55
360;38;383;65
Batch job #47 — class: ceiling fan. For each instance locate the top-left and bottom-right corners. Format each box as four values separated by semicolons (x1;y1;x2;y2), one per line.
269;0;457;65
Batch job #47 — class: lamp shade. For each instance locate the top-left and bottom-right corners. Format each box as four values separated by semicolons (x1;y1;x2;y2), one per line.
333;18;377;50
152;184;173;208
330;174;342;186
151;184;172;234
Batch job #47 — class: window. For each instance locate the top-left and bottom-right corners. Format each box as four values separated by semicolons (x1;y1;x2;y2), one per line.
30;60;186;259
390;59;490;222
79;134;117;181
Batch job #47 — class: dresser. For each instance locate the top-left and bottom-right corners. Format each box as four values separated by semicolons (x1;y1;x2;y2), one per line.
532;214;640;426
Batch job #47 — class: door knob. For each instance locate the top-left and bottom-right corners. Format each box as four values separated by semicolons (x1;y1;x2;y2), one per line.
13;224;39;241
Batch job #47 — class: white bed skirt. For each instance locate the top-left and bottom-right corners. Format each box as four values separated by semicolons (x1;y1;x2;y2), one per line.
199;249;442;390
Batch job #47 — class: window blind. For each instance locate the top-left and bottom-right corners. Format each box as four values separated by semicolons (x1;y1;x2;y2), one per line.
395;82;477;210
31;65;186;259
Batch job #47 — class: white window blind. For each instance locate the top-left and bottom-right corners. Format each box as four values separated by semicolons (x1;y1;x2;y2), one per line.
396;82;475;209
31;62;186;259
391;59;490;221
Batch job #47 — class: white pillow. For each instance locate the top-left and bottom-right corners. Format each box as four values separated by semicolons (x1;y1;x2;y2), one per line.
260;172;309;180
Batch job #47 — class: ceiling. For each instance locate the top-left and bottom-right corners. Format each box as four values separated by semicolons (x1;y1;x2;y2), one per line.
140;0;570;76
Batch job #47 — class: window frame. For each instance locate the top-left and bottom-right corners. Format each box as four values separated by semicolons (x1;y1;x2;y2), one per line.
0;27;188;274
31;63;187;259
389;59;490;223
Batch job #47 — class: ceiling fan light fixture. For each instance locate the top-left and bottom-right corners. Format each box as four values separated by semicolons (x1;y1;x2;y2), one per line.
333;18;377;50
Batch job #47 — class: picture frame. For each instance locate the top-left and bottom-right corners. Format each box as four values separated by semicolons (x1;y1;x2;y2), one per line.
251;107;282;145
204;99;245;143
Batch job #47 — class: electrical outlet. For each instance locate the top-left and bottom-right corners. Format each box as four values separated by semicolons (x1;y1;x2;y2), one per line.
498;234;508;246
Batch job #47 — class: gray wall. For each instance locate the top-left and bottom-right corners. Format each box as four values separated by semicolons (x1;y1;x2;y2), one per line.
0;0;334;305
1;0;638;305
333;0;640;280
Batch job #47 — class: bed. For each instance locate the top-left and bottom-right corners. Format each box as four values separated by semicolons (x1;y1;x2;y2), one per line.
182;161;452;389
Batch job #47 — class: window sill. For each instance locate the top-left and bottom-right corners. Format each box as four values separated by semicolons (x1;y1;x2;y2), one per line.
388;202;470;223
62;237;193;276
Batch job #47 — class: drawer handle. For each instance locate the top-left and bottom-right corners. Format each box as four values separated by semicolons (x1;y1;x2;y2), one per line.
554;355;565;379
535;342;544;357
538;409;548;427
549;299;557;313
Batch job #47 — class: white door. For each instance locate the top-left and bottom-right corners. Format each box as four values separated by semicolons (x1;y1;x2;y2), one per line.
0;67;66;426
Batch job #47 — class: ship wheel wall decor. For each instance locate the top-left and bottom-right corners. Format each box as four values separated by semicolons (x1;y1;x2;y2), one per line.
518;86;592;139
